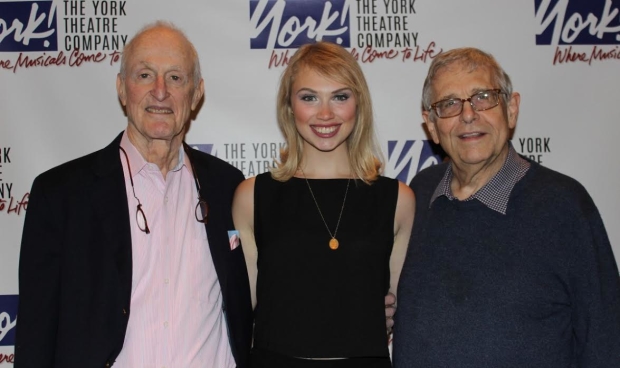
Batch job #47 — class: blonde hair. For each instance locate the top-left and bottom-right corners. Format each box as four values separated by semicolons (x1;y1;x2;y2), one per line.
271;41;382;183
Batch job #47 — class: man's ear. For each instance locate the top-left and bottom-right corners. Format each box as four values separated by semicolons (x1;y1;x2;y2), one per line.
191;79;205;111
423;110;440;144
116;74;127;106
507;92;520;129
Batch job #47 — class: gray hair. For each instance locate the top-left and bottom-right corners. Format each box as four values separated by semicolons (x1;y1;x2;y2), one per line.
421;47;513;122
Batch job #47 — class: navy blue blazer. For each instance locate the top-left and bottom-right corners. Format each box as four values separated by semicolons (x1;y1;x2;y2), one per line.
15;133;252;368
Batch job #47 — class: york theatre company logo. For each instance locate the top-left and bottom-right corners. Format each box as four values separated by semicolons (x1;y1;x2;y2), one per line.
386;140;443;184
535;0;620;64
0;147;27;216
191;143;284;178
516;137;551;164
250;0;441;68
250;0;351;49
0;295;18;364
0;1;58;52
0;0;129;73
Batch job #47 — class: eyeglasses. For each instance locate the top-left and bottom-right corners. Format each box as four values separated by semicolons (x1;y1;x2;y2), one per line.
120;146;151;234
430;89;505;118
182;143;209;224
119;144;209;235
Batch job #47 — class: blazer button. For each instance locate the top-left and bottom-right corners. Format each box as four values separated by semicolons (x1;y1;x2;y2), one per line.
122;308;127;315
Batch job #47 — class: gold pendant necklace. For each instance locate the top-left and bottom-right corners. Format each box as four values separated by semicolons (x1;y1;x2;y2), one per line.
300;169;350;250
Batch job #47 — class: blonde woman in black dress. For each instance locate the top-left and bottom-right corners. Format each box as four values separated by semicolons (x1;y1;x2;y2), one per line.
233;41;415;368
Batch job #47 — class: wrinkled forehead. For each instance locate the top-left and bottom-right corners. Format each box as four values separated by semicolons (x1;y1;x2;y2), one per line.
126;28;195;71
431;63;494;96
434;60;492;81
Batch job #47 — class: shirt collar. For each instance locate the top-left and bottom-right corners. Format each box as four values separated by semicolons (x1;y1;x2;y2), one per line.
429;144;530;215
120;131;188;178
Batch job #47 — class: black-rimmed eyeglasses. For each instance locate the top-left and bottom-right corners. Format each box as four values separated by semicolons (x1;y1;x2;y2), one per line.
430;89;506;118
183;143;209;225
119;144;209;235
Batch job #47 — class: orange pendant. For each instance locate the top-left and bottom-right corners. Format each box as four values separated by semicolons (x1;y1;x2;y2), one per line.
329;238;339;250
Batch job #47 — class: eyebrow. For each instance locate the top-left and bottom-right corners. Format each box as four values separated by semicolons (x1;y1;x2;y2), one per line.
295;87;353;95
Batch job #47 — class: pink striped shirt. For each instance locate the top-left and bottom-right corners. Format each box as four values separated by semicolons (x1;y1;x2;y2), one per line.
114;132;234;368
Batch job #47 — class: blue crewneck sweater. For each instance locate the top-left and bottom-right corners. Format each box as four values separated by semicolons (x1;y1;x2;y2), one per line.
393;159;620;368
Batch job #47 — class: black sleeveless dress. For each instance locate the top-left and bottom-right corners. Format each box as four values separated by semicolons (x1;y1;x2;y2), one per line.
251;173;398;367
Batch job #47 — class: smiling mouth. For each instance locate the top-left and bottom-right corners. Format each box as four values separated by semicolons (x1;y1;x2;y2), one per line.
145;107;173;114
312;125;339;135
459;132;484;138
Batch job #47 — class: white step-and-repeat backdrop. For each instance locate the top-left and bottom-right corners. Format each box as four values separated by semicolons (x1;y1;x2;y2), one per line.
1;0;619;362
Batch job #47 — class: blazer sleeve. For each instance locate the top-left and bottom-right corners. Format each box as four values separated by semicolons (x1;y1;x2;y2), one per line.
14;175;63;368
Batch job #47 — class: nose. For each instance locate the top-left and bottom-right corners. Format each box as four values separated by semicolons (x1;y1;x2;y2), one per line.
317;102;335;120
460;99;477;124
150;75;169;101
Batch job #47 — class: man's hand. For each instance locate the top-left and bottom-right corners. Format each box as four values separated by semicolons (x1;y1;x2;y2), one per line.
385;292;396;334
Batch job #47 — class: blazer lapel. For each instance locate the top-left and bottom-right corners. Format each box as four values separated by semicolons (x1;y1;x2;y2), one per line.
192;152;229;290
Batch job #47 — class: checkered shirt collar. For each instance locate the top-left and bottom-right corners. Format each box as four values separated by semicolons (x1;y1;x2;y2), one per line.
430;144;531;215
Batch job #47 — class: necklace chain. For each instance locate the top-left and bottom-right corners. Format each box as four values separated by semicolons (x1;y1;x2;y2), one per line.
300;168;350;250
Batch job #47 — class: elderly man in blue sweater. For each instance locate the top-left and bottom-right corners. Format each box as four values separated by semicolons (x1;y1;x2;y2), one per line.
393;47;620;367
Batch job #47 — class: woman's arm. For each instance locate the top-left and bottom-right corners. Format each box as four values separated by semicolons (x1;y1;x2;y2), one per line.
390;181;416;299
232;177;258;309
